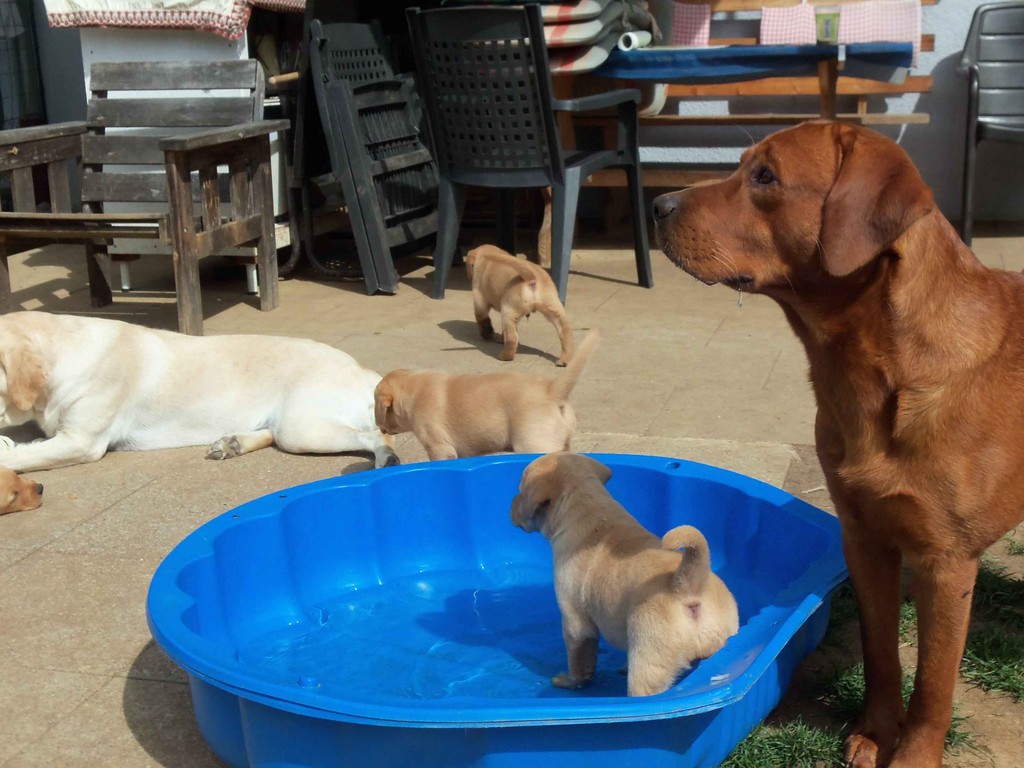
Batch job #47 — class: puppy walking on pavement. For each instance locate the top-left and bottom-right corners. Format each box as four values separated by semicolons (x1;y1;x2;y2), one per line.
466;245;574;366
374;331;599;461
511;452;739;697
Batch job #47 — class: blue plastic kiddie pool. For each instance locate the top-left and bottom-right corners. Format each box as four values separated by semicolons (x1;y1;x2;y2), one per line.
147;454;847;768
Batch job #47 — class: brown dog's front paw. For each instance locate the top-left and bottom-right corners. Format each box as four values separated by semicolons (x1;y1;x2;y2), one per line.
552;673;590;690
498;348;516;362
844;734;881;768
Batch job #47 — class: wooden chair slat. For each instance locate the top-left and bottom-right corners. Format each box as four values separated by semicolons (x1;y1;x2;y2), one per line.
90;60;259;91
87;97;256;129
82;135;165;165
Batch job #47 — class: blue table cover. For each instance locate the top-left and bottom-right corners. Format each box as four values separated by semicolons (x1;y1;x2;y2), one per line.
593;42;914;84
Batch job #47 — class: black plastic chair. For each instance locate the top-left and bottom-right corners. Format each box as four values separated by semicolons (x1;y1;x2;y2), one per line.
406;4;652;303
960;2;1024;246
304;19;439;294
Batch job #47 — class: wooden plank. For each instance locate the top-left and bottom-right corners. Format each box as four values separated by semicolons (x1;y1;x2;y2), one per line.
200;164;220;231
164;150;204;335
90;60;258;92
159;119;289;153
0;226;160;240
0;121;87;147
665;75;933;99
0;211;165;223
818;58;838;119
87;98;255;129
82;171;169;203
584;168;729;188
11;167;35;212
708;34;934;52
250;137;278;312
637;112;929;125
230;158;251;220
194;215;262;258
47;161;73;213
0;135;81;172
82;134;164;165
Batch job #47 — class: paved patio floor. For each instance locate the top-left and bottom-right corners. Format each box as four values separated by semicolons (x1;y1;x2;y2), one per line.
1;224;1022;766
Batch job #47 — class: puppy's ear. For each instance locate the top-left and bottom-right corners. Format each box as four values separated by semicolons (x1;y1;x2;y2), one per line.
820;123;934;277
374;381;394;429
1;345;46;412
578;455;612;485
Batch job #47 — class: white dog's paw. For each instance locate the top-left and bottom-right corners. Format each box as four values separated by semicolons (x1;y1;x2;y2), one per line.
0;435;16;450
206;436;242;461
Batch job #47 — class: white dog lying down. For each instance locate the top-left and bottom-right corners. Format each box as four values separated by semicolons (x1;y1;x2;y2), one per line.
0;312;397;472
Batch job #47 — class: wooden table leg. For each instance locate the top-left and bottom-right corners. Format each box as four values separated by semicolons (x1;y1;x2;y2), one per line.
818;58;839;120
165;151;204;336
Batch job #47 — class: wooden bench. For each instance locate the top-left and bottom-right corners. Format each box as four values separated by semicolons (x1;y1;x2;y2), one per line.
575;0;934;189
0;60;287;335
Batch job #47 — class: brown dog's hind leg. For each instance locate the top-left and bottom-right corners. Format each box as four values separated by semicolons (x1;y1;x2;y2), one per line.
538;302;573;367
473;291;495;340
842;524;906;768
498;304;522;362
888;556;978;768
553;613;598;689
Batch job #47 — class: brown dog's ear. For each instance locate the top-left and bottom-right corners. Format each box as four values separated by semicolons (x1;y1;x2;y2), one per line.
820;123;934;277
1;345;46;412
374;381;394;429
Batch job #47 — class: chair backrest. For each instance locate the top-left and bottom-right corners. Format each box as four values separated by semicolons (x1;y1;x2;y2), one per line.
83;60;264;207
961;2;1024;119
309;19;438;241
405;4;564;188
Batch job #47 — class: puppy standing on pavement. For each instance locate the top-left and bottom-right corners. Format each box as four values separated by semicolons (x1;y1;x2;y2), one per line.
375;331;599;461
466;245;574;366
511;452;739;697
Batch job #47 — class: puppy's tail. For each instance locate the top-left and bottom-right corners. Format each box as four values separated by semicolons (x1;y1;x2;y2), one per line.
548;329;600;402
662;525;711;596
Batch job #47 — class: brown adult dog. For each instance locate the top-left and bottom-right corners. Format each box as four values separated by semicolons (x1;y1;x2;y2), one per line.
465;245;574;366
375;331;599;461
511;452;738;696
652;121;1024;767
0;467;42;515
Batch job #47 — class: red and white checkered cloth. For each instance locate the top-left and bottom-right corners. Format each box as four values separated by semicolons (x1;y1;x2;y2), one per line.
760;3;817;46
839;0;921;65
672;3;710;47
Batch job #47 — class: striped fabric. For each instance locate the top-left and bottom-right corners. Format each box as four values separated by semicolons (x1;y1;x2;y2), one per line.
839;0;921;65
672;3;710;47
760;3;817;46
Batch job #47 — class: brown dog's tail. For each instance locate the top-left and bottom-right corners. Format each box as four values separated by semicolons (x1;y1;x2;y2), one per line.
662;525;711;596
548;329;600;402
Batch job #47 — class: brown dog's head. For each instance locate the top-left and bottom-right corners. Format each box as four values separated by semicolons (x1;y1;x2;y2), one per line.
511;452;612;536
652;122;934;297
0;467;43;515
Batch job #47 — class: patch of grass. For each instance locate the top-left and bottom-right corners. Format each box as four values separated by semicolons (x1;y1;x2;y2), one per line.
962;624;1024;702
972;559;1024;630
823;581;858;645
898;599;917;643
819;663;974;751
1004;534;1024;557
720;719;843;768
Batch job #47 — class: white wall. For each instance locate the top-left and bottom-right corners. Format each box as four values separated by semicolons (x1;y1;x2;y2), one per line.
644;0;1015;222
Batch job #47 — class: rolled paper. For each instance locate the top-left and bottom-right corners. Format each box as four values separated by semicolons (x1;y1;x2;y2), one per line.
617;30;652;51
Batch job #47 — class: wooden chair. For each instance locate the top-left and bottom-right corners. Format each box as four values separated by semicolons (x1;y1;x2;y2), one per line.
0;60;288;335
